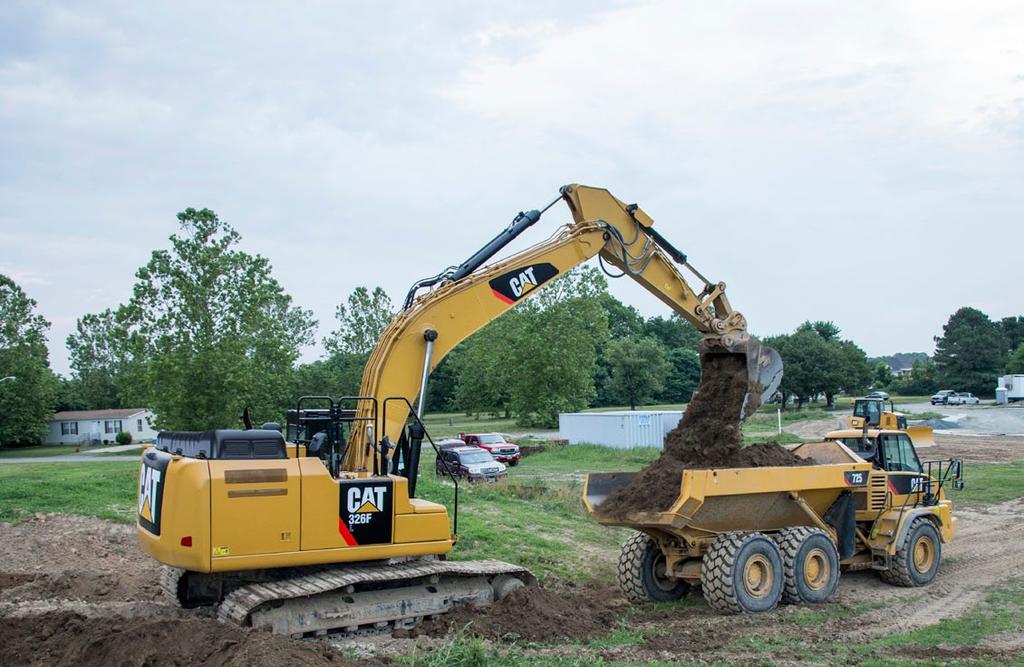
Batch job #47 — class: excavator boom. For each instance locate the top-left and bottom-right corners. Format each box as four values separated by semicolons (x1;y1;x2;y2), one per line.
347;184;782;471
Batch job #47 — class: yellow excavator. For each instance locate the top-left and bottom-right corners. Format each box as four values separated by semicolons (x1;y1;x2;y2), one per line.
137;184;783;635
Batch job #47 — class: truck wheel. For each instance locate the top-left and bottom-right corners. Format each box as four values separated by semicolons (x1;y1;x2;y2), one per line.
775;527;840;604
509;459;519;467
618;532;690;603
702;532;783;614
880;518;941;587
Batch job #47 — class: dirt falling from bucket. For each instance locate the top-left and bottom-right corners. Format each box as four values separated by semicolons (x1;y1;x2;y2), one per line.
599;354;812;517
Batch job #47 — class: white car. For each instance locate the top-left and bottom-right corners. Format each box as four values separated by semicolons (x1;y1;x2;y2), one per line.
946;392;980;405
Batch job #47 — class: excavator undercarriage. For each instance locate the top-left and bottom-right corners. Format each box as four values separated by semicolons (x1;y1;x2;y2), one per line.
162;559;535;637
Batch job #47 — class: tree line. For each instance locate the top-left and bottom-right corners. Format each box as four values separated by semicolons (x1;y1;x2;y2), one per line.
1;207;1020;443
871;309;1024;397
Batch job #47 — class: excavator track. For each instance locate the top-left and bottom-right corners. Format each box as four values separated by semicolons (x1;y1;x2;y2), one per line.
210;559;535;637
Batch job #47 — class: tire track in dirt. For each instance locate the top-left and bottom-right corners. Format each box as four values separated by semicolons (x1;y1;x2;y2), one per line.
840;497;1024;637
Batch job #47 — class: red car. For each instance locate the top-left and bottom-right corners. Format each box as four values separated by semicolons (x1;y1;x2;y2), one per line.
459;432;521;466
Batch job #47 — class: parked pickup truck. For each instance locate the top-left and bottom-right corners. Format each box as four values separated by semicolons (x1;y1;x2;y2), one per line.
946;392;980;405
435;445;507;482
459;432;521;466
931;390;956;405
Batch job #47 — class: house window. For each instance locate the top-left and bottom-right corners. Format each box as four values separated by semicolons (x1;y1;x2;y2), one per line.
104;420;123;434
137;418;144;432
61;422;79;436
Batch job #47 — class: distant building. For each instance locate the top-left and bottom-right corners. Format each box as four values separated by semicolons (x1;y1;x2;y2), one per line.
896;368;914;378
47;408;158;445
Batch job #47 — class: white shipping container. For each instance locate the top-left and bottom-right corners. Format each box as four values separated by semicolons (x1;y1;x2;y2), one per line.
559;410;684;449
998;375;1024;401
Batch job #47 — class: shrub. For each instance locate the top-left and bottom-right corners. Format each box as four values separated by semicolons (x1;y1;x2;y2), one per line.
115;432;133;445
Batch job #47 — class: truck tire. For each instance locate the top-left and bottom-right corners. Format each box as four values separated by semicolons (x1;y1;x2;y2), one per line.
702;532;783;614
774;527;840;604
879;517;941;587
617;532;690;603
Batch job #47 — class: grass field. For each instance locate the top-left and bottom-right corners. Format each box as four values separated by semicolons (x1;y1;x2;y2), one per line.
0;444;84;458
0;460;138;523
1;445;1021;584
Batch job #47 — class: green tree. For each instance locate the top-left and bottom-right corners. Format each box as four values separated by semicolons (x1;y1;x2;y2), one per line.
643;314;701;351
424;345;461;413
0;275;57;446
324;287;394;356
54;376;88;412
599;293;644;339
506;267;609;426
659;348;701;403
129;208;316;429
453;267;610;427
892;358;939;395
835;340;873;399
872;362;895;389
289;353;365;406
764;329;834;409
1001;316;1024;354
66;307;145;409
793;321;872;406
801;320;841;342
1006;342;1024;374
604;336;670;409
934;307;1007;396
453;318;517;418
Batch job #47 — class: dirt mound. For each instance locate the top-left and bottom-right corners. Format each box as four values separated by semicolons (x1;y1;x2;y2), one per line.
0;611;353;667
600;354;811;517
421;582;622;642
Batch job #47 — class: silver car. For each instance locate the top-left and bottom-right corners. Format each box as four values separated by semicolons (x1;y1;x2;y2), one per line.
946;392;980;405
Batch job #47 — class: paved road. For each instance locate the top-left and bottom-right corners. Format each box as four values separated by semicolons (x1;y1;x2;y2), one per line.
901;402;1024;436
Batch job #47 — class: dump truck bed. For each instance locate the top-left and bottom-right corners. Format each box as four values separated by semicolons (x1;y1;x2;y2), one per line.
584;442;872;537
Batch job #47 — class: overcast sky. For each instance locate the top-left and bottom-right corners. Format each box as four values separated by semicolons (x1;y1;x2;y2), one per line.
2;1;1022;375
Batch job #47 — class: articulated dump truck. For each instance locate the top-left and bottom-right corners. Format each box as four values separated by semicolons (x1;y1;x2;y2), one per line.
585;440;963;613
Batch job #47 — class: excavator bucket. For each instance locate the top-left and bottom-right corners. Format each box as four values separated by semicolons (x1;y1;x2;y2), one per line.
699;333;784;421
906;424;935;448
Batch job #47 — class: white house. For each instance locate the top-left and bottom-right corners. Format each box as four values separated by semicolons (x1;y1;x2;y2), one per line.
47;408;158;445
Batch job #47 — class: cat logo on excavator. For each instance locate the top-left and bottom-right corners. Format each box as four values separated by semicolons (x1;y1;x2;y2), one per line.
138;461;164;535
338;480;394;546
489;263;559;304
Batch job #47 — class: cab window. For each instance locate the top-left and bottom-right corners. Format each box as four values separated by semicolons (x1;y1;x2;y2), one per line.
880;434;922;473
838;437;874;456
854;400;882;425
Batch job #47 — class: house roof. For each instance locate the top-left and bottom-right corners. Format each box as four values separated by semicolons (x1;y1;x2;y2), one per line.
52;408;149;421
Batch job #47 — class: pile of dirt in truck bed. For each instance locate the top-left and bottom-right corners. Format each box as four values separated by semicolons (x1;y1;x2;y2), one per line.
599;354;812;517
420;582;622;642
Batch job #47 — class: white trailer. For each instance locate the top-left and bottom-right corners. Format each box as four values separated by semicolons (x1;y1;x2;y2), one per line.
997;375;1024;402
559;410;683;449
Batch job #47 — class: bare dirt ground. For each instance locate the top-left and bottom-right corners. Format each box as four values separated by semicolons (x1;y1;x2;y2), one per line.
3;436;1022;665
927;432;1024;463
0;515;368;666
